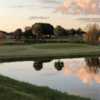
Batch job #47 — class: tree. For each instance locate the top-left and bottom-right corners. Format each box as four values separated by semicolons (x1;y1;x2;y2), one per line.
0;31;7;40
24;26;34;40
68;28;76;36
13;28;23;40
32;23;54;39
84;24;100;44
54;25;68;37
76;28;85;37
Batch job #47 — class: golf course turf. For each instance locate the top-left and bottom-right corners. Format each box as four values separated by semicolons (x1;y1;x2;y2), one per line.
0;43;100;62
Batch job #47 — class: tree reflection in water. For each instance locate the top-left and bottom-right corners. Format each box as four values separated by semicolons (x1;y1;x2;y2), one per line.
33;59;64;71
85;57;100;74
33;57;100;73
54;60;64;71
33;59;52;71
33;61;43;71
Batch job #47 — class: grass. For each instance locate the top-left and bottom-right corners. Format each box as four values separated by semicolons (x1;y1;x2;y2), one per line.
0;43;100;62
0;75;90;100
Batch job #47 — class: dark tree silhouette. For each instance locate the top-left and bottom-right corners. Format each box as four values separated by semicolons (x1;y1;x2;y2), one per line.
68;29;75;36
76;28;86;36
13;28;23;40
54;61;64;71
24;26;35;40
33;61;43;71
54;25;69;37
32;23;54;39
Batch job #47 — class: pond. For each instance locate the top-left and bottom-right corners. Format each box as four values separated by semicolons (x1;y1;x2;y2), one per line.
0;57;100;100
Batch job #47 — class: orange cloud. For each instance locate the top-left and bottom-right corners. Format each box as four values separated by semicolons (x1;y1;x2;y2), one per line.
75;0;91;8
57;0;99;14
75;0;96;14
56;0;69;13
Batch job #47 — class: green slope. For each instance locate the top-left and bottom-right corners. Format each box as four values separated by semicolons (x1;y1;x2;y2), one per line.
0;75;90;100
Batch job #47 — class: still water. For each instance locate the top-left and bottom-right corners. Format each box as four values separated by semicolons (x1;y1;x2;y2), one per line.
0;58;100;100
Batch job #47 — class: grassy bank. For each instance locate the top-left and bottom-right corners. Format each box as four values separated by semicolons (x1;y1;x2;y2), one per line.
0;75;90;100
0;43;100;62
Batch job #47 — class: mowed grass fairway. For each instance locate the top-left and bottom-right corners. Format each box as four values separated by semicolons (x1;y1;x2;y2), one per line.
0;75;90;100
0;43;100;61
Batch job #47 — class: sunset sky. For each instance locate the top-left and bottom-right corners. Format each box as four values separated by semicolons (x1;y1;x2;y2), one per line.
0;0;100;31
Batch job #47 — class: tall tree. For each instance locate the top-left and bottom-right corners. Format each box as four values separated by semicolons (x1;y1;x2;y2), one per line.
85;24;100;44
24;26;34;39
32;23;54;39
13;28;22;40
76;28;85;36
54;25;68;37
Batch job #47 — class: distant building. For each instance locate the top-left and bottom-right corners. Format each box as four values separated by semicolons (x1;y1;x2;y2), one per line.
0;31;7;39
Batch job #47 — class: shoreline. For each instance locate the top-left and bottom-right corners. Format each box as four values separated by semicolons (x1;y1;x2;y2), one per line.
0;75;90;100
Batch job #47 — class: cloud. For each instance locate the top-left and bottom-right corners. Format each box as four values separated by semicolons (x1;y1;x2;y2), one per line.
10;0;61;10
38;0;60;4
29;16;49;20
38;0;61;10
77;17;100;22
56;0;100;15
10;4;35;8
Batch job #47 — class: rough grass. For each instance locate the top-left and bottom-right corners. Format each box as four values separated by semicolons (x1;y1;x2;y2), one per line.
0;75;90;100
0;43;100;62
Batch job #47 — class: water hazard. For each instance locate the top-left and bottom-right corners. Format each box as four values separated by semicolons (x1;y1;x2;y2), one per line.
0;57;100;100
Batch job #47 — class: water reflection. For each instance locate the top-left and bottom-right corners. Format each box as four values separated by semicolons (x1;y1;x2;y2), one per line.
63;57;100;85
32;57;100;85
33;59;52;71
33;57;100;73
33;61;43;71
33;60;64;71
54;60;64;71
0;57;100;100
85;57;100;74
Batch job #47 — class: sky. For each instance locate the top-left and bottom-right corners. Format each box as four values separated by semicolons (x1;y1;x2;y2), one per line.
0;0;100;31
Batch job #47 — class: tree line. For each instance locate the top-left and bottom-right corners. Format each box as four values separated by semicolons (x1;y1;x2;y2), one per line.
0;23;85;40
0;23;100;44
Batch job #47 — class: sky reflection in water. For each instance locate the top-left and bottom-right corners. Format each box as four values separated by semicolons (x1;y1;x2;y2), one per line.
0;58;100;100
